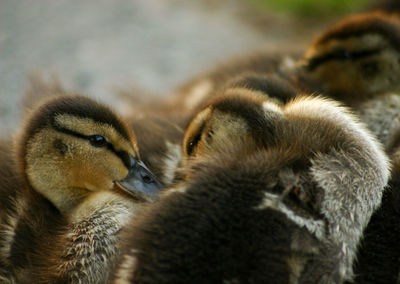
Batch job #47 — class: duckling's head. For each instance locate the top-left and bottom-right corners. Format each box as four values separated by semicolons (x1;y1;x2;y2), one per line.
16;95;161;214
302;12;400;103
183;87;284;162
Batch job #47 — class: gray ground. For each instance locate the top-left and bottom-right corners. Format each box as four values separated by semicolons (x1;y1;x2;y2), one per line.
0;0;330;138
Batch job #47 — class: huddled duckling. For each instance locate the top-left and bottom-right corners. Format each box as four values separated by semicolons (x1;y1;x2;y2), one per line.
111;87;389;283
126;73;299;187
301;11;400;106
114;47;313;189
0;95;161;283
23;74;185;189
181;75;300;163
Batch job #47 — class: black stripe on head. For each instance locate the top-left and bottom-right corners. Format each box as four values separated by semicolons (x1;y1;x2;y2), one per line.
307;47;383;71
105;143;132;169
113;149;132;169
27;95;131;143
212;96;278;147
314;13;400;51
50;125;132;170
52;96;131;140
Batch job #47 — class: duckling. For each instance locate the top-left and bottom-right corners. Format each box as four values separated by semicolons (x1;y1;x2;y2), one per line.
181;75;301;162
115;49;311;187
111;92;389;283
301;11;400;106
125;73;299;187
0;95;161;283
22;74;185;188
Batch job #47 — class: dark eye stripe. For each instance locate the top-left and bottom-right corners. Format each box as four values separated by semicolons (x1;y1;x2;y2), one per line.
106;144;132;169
53;124;132;169
307;48;383;71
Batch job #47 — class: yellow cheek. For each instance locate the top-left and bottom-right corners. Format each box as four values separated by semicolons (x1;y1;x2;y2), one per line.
73;164;129;192
68;148;130;191
83;172;115;191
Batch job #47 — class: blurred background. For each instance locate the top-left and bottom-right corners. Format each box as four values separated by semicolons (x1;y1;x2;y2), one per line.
0;0;378;138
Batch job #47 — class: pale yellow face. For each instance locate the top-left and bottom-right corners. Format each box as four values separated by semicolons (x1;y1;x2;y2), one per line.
183;91;285;163
25;114;139;213
183;107;251;161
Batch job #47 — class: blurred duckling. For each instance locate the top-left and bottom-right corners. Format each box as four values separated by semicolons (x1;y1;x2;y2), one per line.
0;95;161;283
181;75;299;163
301;11;400;106
126;73;298;187
111;90;389;283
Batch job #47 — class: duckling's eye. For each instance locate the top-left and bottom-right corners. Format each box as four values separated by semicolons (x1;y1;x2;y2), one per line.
89;135;107;147
335;49;351;59
186;133;202;156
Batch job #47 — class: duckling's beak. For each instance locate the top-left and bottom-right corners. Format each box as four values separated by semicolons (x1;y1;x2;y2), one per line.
116;156;162;200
